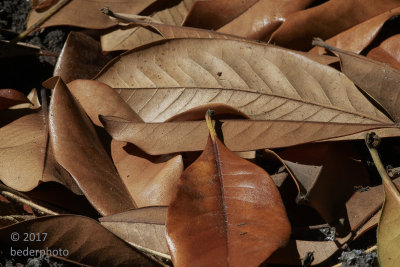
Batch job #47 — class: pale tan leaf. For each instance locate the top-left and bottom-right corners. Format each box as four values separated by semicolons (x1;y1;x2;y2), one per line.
111;141;183;207
0;109;53;191
95;38;390;124
100;207;169;255
100;116;395;155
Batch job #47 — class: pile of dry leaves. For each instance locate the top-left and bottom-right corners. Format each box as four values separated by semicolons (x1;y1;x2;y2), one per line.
1;0;400;266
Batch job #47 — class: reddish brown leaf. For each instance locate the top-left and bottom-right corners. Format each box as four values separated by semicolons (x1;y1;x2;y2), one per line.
0;89;30;110
0;215;160;266
30;0;59;11
166;132;291;266
217;0;313;40
367;34;400;71
310;7;400;55
270;0;400;50
183;0;258;30
49;78;135;215
54;32;114;83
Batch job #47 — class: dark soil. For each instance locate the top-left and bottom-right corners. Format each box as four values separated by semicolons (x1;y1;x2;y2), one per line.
0;0;67;93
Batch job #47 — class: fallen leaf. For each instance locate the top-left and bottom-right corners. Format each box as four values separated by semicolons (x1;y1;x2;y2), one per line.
27;0;159;29
166;103;250;122
67;79;184;207
0;215;160;266
346;178;400;232
101;0;194;51
100;116;395;154
166;115;291;266
0;40;56;58
0;89;30;110
9;88;41;110
315;40;400;122
367;34;400;71
216;0;314;40
0;109;53;191
67;79;142;126
30;0;59;11
183;0;259;30
54;32;114;83
49;78;135;215
279;142;371;224
95;38;390;124
377;175;400;266
100;206;169;255
112;141;183;207
309;7;400;55
269;0;400;50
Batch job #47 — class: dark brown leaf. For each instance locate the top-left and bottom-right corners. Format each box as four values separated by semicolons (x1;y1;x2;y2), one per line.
0;215;160;266
54;32;114;83
270;0;400;50
49;78;135;215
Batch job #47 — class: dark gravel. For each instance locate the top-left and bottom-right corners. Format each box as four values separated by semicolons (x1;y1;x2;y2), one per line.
0;0;67;93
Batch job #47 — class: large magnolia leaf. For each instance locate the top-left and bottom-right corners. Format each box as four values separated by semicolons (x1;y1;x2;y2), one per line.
100;116;395;155
101;0;194;51
27;0;159;29
95;38;390;124
68;79;183;207
367;34;400;71
166;131;291;266
310;7;400;55
316;40;400;122
0;215;160;266
49;78;135;215
269;0;400;50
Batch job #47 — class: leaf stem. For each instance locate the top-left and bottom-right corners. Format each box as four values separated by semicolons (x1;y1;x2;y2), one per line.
100;6;159;24
205;110;216;142
365;132;400;202
10;0;71;45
